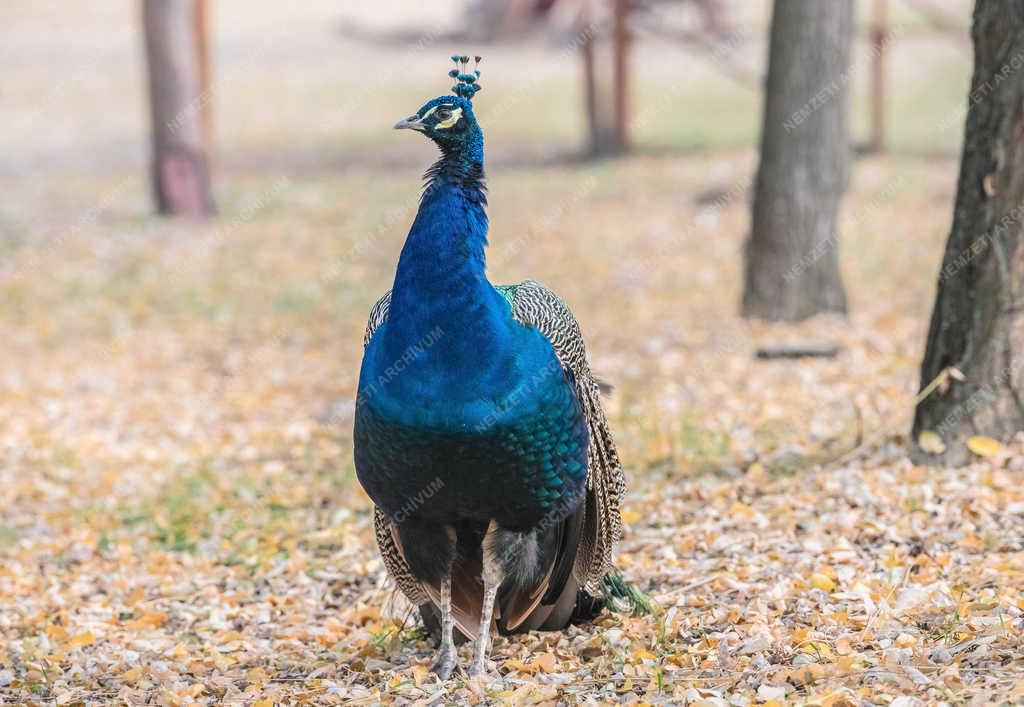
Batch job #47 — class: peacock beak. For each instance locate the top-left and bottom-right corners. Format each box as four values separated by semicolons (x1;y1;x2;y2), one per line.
394;114;427;131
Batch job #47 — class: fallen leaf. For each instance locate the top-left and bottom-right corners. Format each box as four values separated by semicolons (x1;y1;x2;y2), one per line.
918;430;945;455
967;436;1003;457
810;573;835;592
534;652;558;672
68;631;96;648
121;667;145;682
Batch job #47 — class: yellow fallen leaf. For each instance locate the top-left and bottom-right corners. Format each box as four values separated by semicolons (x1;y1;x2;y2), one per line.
246;667;269;683
68;631;96;648
121;667;145;682
504;659;539;675
801;641;835;662
729;501;755;518
46;624;69;642
253;700;274;707
917;429;945;455
621;508;642;524
810;573;835;592
534;652;558;673
181;684;205;698
131;611;168;629
967;436;1003;457
788;662;827;686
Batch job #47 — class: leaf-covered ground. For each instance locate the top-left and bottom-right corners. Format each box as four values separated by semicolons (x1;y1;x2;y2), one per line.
6;1;1021;704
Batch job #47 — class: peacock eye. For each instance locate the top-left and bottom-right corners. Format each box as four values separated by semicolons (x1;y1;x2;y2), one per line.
435;109;452;121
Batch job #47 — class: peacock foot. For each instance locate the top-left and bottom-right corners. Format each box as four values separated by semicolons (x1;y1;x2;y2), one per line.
466;655;488;678
430;647;458;680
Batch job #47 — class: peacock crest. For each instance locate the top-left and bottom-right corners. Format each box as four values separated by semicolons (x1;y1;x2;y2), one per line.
448;54;482;101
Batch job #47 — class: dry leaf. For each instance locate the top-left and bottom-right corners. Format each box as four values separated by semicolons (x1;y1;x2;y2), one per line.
967;436;1003;457
68;632;96;648
917;430;945;455
534;652;558;673
810;573;835;592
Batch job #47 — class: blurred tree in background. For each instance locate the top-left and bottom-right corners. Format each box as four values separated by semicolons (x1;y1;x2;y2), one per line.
741;0;853;322
142;0;215;219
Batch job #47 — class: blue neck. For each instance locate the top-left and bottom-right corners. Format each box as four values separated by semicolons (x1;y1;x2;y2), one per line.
383;151;508;372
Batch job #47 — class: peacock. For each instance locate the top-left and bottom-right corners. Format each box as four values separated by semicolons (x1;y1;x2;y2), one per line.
353;56;643;679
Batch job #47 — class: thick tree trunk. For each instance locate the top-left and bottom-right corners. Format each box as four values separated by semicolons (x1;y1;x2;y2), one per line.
142;0;215;219
742;0;852;321
913;1;1024;466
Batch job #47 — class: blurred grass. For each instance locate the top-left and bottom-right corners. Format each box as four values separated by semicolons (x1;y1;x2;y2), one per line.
0;0;974;562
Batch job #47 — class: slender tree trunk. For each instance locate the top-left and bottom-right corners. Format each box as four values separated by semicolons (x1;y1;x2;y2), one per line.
194;0;213;157
580;1;603;155
611;0;630;152
741;0;852;321
913;1;1024;466
142;0;215;219
579;0;626;157
866;0;888;153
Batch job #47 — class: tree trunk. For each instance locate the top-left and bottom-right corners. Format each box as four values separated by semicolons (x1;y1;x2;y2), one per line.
866;0;888;153
741;0;852;321
579;0;626;157
913;1;1024;466
611;0;630;153
142;0;215;219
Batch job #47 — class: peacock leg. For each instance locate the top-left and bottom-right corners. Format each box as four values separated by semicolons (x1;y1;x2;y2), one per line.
430;573;458;679
469;527;504;677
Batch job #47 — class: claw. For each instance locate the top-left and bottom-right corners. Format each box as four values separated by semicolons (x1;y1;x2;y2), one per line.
430;649;458;680
466;657;487;678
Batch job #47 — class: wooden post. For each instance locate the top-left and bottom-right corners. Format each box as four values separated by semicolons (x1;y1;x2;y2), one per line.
580;0;601;155
194;0;213;159
867;0;888;153
142;0;215;219
611;0;630;153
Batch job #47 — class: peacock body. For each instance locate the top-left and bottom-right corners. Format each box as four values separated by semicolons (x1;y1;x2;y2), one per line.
353;57;632;679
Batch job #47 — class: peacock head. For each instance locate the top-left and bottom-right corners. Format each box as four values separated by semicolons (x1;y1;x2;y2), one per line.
394;55;484;162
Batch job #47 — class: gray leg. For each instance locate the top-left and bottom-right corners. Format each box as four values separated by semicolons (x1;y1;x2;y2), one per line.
430;574;458;679
469;526;505;677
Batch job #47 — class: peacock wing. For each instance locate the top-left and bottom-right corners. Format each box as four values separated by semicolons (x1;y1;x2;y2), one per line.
503;280;625;595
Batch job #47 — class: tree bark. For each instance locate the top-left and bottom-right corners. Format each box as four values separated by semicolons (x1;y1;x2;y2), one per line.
142;0;215;219
741;0;852;321
913;0;1024;466
579;0;627;157
611;0;630;152
866;0;888;153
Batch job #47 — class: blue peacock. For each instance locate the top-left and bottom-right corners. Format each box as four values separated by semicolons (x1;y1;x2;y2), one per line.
354;56;644;679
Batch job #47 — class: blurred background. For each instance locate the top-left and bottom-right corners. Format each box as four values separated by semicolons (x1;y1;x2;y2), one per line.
0;0;994;700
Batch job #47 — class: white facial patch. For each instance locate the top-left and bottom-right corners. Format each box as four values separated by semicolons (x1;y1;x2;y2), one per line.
434;107;463;130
